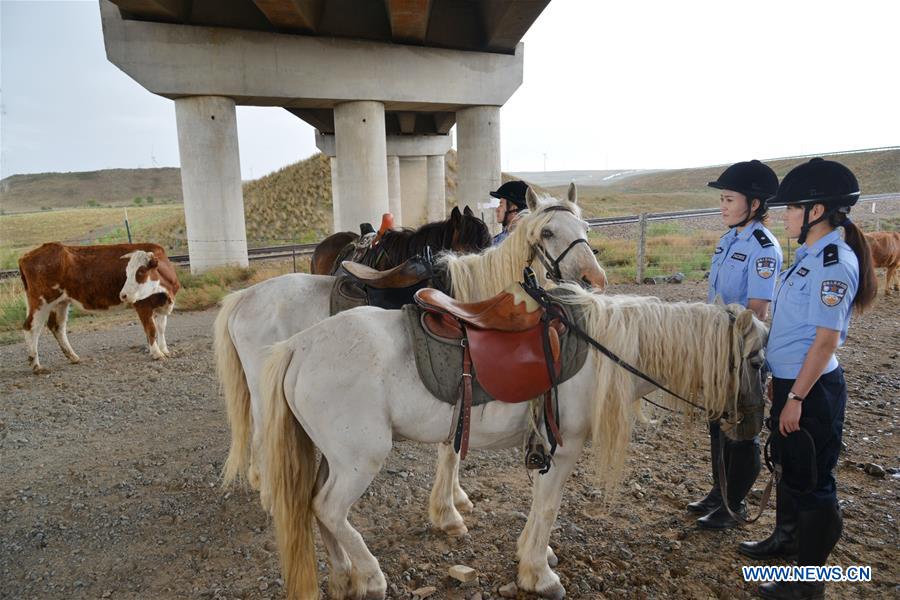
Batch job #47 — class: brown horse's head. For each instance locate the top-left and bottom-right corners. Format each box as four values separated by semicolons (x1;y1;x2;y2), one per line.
449;206;491;254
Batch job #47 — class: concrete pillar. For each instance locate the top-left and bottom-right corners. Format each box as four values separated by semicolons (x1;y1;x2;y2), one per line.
174;96;248;272
329;157;340;232
386;156;402;225
399;157;428;227
456;106;501;233
426;154;446;222
333;101;389;232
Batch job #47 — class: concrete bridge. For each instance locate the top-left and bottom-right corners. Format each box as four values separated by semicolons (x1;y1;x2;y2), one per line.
99;0;550;271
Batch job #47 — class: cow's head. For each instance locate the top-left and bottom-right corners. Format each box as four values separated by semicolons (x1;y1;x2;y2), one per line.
120;251;167;304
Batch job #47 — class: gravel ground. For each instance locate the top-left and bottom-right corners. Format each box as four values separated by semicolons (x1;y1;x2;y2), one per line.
1;281;898;599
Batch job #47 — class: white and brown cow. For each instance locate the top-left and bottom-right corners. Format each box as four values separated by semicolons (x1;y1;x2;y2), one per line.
18;242;181;373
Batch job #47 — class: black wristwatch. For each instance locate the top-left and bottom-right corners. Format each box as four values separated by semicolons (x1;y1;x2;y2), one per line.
787;391;804;403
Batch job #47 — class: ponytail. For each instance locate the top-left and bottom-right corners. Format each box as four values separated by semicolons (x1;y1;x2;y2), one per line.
829;213;877;313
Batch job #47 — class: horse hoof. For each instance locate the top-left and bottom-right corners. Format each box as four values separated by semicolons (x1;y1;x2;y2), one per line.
68;356;81;364
351;571;386;600
539;583;566;599
32;366;50;375
442;521;468;537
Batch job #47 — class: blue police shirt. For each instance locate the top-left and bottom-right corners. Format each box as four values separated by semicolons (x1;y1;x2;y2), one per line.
766;229;859;379
707;221;783;306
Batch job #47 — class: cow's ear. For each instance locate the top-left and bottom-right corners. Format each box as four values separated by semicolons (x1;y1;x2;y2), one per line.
147;253;158;269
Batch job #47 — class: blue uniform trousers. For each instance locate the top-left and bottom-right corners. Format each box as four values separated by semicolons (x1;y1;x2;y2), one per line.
770;367;847;510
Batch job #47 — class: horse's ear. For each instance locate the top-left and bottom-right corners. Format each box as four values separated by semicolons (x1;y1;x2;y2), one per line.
463;205;474;217
450;206;461;223
525;186;540;212
568;182;578;205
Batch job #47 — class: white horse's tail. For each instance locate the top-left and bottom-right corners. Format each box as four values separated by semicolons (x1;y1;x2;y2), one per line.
214;289;254;488
260;341;319;599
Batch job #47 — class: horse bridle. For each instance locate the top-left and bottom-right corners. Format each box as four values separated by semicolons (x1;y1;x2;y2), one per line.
528;205;597;284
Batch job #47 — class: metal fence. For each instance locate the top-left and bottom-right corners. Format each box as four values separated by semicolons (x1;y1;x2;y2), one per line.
587;194;900;284
3;194;898;281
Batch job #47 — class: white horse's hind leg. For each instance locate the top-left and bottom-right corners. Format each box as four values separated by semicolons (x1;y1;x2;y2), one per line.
429;443;468;536
313;455;389;600
314;458;353;599
516;434;586;600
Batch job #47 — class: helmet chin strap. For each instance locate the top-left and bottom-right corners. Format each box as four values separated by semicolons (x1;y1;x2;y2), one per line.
730;212;753;229
728;200;756;229
797;205;833;245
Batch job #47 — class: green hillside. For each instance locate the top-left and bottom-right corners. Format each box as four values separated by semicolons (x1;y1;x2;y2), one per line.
0;168;183;214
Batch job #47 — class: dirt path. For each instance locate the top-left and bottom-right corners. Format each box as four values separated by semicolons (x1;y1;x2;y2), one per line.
1;283;898;599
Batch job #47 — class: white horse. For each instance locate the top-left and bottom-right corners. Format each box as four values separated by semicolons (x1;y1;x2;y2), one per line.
214;185;607;532
259;287;768;599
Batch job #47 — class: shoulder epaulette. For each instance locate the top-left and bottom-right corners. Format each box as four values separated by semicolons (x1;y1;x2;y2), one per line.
823;243;839;267
753;229;774;248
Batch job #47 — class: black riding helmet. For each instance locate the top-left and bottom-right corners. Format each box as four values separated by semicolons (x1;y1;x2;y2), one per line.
490;180;529;211
708;160;779;228
768;158;860;244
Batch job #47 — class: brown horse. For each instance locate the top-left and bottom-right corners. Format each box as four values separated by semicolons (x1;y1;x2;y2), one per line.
865;231;900;294
310;206;490;275
309;231;359;275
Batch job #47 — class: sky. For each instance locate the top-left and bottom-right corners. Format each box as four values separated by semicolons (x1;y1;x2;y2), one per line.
2;0;899;180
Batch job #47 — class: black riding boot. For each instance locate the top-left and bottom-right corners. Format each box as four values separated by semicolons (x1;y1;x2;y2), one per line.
688;424;724;514
757;503;842;600
698;437;760;529
739;481;798;559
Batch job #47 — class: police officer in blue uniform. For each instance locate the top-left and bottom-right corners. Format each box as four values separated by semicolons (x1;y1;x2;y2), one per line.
490;180;530;245
688;160;783;529
739;158;878;600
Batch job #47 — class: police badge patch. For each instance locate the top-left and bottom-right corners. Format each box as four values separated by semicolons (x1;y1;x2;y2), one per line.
820;280;848;306
755;257;776;279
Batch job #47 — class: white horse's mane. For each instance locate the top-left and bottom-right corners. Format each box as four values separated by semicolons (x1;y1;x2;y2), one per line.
437;194;581;302
554;285;756;488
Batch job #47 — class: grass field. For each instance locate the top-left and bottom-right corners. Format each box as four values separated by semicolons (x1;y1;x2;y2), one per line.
0;205;184;269
0;258;307;344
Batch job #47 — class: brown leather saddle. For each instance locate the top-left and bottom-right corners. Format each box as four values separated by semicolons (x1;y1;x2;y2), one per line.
416;286;562;402
414;284;565;460
342;257;432;290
